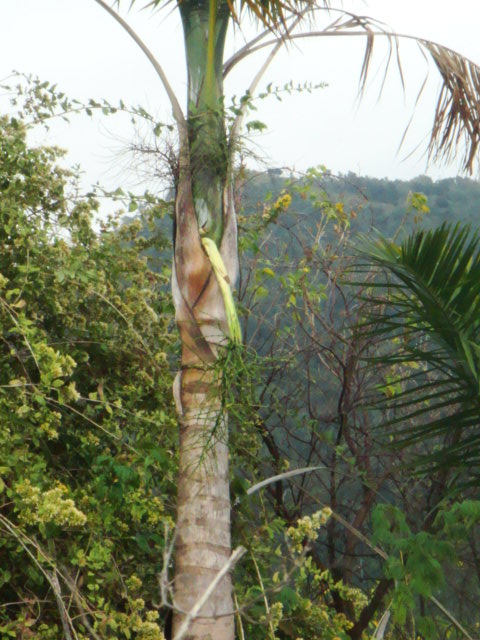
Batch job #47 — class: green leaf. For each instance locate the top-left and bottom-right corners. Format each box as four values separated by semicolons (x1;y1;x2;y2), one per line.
356;223;480;480
246;119;267;132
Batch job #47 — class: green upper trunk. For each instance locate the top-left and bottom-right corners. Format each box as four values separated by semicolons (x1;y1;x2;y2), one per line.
180;0;230;244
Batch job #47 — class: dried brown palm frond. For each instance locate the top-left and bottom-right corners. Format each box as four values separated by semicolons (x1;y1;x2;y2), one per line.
140;0;329;30
235;0;324;30
224;9;399;89
226;7;480;174
420;41;480;174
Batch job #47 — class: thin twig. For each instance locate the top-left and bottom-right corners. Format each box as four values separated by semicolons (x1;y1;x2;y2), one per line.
92;0;187;145
158;522;176;608
230;9;308;145
251;554;275;639
172;546;247;640
233;591;246;640
430;595;474;640
50;570;73;640
0;516;79;640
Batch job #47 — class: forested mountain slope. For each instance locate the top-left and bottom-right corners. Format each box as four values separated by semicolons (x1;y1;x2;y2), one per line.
242;168;480;238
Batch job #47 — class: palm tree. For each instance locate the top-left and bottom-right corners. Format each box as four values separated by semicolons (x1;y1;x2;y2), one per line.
357;223;480;488
92;2;480;638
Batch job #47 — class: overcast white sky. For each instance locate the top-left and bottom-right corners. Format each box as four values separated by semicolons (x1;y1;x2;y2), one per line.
1;0;479;191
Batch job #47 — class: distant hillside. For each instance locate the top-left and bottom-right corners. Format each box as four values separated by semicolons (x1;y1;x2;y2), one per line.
241;169;480;238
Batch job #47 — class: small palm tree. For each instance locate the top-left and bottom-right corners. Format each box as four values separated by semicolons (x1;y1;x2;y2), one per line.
88;2;480;638
358;223;480;489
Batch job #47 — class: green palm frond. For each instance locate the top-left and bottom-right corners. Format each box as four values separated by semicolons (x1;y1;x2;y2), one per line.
356;223;480;479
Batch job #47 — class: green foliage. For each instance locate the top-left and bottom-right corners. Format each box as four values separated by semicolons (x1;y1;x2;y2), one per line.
372;500;480;634
373;505;451;610
2;77;480;639
228;81;327;133
356;223;480;481
1;71;173;135
227;174;386;638
231;168;480;639
0;111;176;638
233;509;364;640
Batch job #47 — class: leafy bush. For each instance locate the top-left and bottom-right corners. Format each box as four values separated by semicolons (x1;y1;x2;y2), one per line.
0;113;177;638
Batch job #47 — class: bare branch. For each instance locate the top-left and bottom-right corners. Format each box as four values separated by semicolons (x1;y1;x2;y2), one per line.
92;0;187;147
246;466;325;495
229;9;309;147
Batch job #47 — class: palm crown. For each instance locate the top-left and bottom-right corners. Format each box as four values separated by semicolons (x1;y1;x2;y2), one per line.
106;0;480;174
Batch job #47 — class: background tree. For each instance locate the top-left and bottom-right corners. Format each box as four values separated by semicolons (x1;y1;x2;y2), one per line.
232;169;480;639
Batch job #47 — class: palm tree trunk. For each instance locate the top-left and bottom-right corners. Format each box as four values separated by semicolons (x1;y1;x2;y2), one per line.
173;366;233;640
172;10;238;616
171;0;238;625
172;173;237;640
